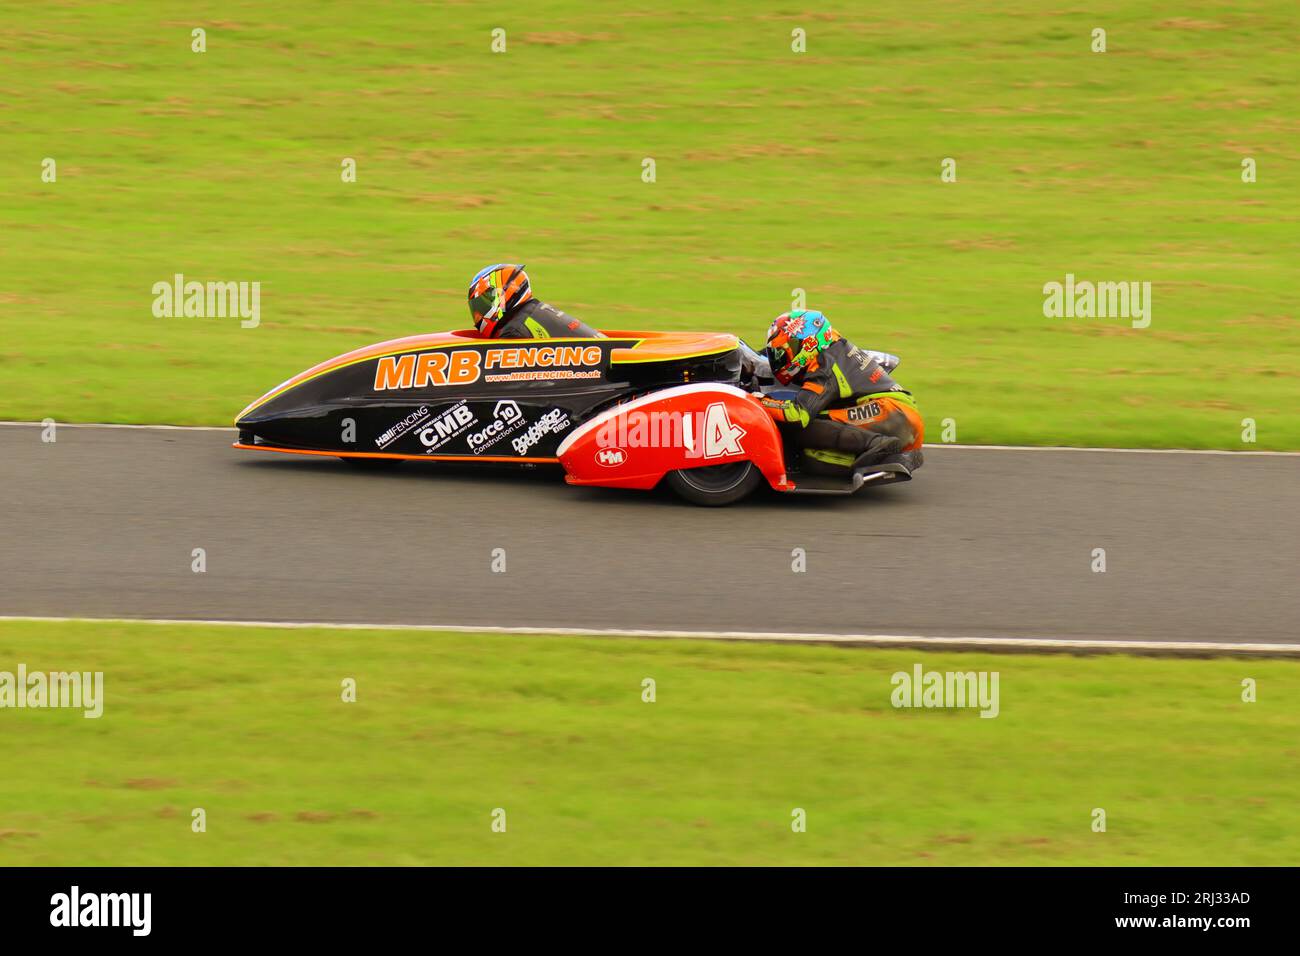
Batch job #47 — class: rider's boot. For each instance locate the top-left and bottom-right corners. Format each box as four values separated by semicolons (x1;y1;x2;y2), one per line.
851;433;903;468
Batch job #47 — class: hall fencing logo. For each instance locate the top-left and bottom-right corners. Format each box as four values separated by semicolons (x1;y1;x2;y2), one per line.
890;664;999;718
1042;273;1151;328
0;664;104;718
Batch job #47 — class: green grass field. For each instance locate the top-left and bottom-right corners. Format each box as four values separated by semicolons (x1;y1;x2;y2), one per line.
1;620;1297;866
1;2;1296;446
2;3;1296;869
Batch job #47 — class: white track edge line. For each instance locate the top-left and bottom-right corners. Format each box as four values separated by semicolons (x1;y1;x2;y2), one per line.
1;421;1294;455
0;421;236;432
933;443;1299;456
1;615;1295;654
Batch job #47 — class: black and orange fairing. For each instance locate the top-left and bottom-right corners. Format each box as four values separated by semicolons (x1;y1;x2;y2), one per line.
234;330;742;462
233;327;920;503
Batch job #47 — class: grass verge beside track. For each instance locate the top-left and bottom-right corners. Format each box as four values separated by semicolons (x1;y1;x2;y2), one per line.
1;2;1297;447
1;620;1296;865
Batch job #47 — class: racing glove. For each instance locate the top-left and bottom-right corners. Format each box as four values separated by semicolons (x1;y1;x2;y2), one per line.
754;395;810;427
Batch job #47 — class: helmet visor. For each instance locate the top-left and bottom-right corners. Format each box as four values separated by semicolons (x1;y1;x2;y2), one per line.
767;344;797;384
469;287;502;323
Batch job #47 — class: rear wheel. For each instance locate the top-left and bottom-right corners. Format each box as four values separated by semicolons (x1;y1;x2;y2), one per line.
665;461;762;506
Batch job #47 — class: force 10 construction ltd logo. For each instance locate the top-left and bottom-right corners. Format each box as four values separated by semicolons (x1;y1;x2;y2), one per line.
467;401;526;455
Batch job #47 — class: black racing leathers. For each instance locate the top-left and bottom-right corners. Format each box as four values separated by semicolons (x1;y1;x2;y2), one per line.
756;337;922;466
492;299;604;339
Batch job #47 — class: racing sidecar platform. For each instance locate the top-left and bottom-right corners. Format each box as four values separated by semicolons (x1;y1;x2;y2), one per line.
233;328;921;505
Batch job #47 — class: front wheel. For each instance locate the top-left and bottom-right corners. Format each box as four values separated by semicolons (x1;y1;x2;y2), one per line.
665;461;763;506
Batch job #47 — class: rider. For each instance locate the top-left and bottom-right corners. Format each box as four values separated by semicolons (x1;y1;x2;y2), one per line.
467;263;603;339
754;309;924;474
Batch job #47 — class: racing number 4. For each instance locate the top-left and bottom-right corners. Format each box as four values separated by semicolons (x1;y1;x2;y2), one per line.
684;402;747;459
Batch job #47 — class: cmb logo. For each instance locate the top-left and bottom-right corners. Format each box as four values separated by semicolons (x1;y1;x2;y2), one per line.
596;447;627;467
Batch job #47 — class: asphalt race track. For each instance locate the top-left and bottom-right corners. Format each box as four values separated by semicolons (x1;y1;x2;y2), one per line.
2;423;1297;647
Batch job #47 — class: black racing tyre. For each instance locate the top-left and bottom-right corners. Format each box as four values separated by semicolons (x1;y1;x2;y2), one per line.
665;461;762;506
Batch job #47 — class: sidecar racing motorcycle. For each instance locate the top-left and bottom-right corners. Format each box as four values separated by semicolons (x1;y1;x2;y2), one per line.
233;328;921;505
